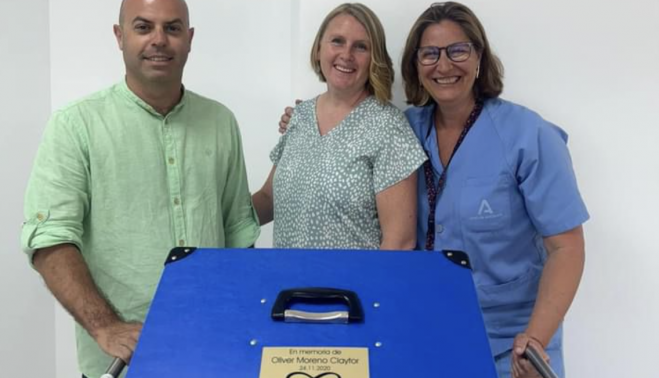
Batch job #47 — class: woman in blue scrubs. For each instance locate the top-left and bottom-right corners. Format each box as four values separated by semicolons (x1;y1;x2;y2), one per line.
400;3;588;377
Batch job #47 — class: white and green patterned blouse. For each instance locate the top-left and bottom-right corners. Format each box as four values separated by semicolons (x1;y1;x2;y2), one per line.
271;95;427;249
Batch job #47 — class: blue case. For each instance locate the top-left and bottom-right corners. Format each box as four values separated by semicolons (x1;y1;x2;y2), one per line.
126;248;497;378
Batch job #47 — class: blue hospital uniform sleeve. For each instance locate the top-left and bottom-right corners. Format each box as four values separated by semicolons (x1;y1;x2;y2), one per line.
514;118;589;236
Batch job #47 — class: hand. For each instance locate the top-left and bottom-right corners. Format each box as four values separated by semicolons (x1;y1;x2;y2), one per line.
511;333;549;378
93;321;143;364
278;99;302;134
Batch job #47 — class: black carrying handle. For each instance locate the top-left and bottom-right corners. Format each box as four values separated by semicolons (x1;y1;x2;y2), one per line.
525;345;559;378
271;288;364;323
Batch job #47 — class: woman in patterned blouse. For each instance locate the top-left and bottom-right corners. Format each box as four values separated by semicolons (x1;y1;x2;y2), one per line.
252;3;427;249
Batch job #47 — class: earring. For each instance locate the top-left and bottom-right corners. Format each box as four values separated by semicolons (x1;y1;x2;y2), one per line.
476;64;481;79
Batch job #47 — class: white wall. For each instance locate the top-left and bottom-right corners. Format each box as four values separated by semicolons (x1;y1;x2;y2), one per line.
0;0;55;377
5;0;658;377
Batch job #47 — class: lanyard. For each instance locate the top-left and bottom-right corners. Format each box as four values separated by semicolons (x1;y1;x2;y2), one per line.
423;101;483;251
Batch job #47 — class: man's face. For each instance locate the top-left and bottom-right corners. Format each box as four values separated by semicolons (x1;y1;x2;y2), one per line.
114;0;194;88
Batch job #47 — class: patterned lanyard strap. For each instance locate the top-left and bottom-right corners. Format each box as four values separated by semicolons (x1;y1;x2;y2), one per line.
423;100;484;251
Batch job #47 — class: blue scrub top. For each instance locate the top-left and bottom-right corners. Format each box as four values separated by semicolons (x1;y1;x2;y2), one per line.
405;98;589;356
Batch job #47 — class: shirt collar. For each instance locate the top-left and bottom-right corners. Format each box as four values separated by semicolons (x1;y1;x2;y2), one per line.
420;102;437;153
118;79;188;117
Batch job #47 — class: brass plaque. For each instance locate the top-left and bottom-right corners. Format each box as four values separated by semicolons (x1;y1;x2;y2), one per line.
259;347;369;378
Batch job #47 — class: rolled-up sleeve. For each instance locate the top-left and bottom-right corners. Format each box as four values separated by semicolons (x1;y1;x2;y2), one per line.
22;110;90;262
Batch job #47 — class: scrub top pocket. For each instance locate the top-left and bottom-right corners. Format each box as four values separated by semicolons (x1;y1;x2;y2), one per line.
460;175;512;232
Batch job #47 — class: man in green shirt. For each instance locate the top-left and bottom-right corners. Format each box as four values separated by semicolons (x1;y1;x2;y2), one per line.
21;0;260;377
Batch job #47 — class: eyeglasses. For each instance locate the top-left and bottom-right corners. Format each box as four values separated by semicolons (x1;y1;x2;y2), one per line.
416;42;474;65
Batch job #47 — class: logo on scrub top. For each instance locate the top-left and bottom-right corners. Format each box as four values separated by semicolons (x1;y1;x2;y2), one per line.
478;199;494;216
470;199;503;221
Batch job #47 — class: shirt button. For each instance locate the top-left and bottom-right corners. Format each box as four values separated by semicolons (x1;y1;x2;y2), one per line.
36;213;45;221
173;198;180;206
436;224;444;234
178;239;185;246
168;157;175;165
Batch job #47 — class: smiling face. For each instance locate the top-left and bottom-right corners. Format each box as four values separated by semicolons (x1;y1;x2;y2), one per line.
114;0;194;90
317;13;371;96
417;20;480;108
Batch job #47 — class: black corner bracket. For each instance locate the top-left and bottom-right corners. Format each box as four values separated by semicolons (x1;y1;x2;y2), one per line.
165;247;198;265
442;250;472;270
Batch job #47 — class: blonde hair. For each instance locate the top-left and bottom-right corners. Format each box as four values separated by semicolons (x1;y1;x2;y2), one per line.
310;3;394;103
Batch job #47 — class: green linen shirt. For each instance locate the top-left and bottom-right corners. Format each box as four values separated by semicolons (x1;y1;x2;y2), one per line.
271;96;427;249
21;81;260;378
